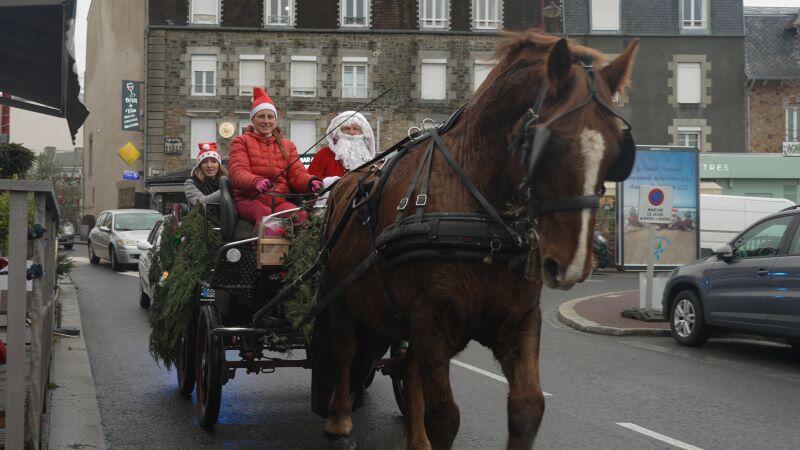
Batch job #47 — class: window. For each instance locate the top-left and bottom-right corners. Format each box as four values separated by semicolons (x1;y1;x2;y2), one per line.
291;56;317;97
341;0;369;27
421;59;446;100
676;62;701;104
290;120;318;162
239;55;265;97
265;0;293;26
681;0;706;29
677;127;701;150
342;58;368;98
190;118;217;159
473;59;495;92
473;0;501;29
191;55;216;96
191;0;219;25
421;0;449;28
591;0;619;32
732;215;793;258
239;119;251;135
786;108;800;142
789;217;800;254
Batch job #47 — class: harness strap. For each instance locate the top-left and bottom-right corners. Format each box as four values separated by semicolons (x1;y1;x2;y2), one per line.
395;139;434;219
414;138;435;223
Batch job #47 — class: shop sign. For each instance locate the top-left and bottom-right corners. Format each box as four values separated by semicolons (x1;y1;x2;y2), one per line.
782;141;800;157
164;137;183;155
122;80;143;131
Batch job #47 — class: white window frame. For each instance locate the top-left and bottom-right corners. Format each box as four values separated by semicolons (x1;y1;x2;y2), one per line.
190;0;220;25
291;56;317;97
342;57;368;99
591;0;620;32
265;0;293;26
676;62;702;104
341;0;369;28
239;55;265;97
420;0;449;29
473;59;496;92
421;58;447;100
677;126;702;150
190;118;217;159
472;0;502;30
191;55;216;96
786;108;800;142
681;0;707;30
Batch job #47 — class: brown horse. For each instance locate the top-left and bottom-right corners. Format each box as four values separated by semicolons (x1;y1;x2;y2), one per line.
321;31;638;449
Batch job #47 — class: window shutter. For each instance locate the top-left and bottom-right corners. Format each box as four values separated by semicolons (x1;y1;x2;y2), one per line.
421;60;446;100
591;0;620;31
192;55;216;73
677;63;702;104
474;61;495;91
239;59;264;96
192;0;218;24
290;120;318;157
291;58;317;96
191;118;217;159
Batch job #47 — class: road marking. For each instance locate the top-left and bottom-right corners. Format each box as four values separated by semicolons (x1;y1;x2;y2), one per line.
118;271;139;278
70;256;90;264
450;359;552;396
603;294;622;298
616;423;703;450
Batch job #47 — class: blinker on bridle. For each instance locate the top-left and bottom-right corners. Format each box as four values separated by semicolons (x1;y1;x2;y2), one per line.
508;62;637;220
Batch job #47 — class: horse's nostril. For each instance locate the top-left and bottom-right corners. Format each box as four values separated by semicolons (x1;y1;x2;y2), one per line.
543;258;560;281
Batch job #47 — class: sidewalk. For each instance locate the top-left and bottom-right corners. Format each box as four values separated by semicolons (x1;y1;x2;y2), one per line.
42;278;105;450
558;290;672;336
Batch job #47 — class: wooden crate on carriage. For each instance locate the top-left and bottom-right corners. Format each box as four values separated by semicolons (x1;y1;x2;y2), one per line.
257;237;291;268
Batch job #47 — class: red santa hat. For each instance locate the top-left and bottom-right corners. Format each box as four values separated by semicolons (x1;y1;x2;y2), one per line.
195;142;222;169
250;86;277;119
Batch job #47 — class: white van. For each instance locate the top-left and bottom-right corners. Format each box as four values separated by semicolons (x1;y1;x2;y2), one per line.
700;194;796;257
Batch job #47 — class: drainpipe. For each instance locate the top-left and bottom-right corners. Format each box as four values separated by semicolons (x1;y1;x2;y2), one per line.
143;26;149;188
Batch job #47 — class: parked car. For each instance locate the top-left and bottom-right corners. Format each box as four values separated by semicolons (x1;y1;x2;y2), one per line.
662;205;800;349
87;209;163;271
58;221;75;250
136;219;165;309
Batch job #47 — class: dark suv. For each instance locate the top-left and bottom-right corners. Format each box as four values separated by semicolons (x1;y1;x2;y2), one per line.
662;206;800;349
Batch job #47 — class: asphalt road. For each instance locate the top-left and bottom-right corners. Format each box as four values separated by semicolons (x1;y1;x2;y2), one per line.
66;244;800;449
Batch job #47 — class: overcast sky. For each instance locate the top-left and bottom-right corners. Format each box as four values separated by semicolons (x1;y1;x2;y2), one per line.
71;0;800;81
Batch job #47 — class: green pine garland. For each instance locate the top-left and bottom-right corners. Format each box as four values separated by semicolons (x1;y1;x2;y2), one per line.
283;212;325;338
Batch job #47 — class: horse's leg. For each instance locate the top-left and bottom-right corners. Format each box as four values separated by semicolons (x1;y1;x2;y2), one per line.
404;354;432;450
324;306;357;439
493;308;546;450
415;337;459;450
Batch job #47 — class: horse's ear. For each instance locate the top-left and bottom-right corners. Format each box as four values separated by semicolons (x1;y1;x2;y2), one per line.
546;38;573;91
600;38;640;95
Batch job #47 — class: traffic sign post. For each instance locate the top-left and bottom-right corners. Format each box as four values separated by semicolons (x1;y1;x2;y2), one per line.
638;186;673;316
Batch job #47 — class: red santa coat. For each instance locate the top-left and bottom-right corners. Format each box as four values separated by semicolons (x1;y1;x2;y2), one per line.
307;146;346;179
228;129;317;207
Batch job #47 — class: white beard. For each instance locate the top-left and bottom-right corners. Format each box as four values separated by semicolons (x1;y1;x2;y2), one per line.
332;135;372;171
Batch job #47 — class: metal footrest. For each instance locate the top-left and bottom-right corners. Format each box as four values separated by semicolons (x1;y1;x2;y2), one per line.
211;327;267;337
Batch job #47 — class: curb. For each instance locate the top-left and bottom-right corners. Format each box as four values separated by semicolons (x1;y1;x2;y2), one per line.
557;291;672;337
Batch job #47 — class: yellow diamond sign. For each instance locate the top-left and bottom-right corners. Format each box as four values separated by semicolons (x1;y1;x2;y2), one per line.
118;142;141;165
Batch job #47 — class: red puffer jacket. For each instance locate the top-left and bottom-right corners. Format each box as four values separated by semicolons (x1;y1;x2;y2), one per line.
228;129;318;206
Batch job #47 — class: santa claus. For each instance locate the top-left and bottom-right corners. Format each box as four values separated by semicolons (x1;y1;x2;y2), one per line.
307;111;376;182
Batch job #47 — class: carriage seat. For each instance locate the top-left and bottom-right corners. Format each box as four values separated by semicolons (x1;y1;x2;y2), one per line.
218;176;257;242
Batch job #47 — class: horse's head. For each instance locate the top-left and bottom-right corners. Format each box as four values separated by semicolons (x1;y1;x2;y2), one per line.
472;32;639;289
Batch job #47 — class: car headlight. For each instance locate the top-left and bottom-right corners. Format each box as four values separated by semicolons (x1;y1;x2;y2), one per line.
116;239;139;247
60;223;74;235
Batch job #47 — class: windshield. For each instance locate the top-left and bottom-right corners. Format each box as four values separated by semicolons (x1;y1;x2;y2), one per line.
114;213;162;231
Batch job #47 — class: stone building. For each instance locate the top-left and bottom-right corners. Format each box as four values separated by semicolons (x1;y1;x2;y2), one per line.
143;0;549;209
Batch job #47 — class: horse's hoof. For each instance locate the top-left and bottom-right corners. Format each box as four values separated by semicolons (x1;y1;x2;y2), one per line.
326;433;357;450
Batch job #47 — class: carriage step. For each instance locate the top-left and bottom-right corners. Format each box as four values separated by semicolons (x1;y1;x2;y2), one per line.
211;327;267;337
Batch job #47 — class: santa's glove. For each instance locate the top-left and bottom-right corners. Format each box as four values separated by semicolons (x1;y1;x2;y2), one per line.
310;179;324;193
255;178;273;193
322;176;341;188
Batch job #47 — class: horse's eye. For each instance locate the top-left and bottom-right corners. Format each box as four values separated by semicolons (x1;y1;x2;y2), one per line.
597;185;606;196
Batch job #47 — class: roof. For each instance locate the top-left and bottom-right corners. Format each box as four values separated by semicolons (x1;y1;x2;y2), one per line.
743;6;800;16
54;148;83;167
744;11;800;80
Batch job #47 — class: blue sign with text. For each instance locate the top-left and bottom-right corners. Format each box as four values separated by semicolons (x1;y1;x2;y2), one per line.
123;171;140;180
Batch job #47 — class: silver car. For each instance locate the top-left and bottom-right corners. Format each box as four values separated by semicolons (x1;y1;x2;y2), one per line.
136;219;165;308
88;209;163;271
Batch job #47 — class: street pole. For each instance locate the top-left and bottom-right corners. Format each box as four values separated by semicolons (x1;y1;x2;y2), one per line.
645;222;655;313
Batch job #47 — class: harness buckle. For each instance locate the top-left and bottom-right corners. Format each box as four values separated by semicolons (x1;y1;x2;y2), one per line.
415;194;428;207
397;197;409;210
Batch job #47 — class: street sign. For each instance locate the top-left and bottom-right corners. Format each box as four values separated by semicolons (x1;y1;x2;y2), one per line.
782;141;800;157
164;137;183;155
121;80;143;131
638;185;673;224
123;170;140;180
118;142;141;165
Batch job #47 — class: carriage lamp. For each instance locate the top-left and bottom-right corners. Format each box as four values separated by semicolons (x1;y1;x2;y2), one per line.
226;248;242;263
160;271;169;282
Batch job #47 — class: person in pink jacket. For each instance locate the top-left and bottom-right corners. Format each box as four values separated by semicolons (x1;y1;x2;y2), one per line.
228;87;322;225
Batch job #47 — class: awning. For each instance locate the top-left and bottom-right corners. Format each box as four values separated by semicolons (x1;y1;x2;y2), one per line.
0;0;89;143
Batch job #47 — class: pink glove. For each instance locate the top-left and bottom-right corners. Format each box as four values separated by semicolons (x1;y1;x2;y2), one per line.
255;178;272;193
310;179;323;193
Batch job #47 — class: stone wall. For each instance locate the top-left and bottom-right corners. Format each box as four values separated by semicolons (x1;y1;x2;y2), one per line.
747;81;800;153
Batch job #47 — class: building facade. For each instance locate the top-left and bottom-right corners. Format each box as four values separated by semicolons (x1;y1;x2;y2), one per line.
563;0;747;153
143;0;547;209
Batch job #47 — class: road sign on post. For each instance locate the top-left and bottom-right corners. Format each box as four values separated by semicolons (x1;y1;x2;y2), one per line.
638;185;673;317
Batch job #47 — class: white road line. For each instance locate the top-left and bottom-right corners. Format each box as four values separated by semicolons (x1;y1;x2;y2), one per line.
616;423;703;450
450;359;552;396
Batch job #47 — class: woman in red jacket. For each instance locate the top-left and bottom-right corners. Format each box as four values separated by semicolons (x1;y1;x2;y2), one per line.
228;87;322;225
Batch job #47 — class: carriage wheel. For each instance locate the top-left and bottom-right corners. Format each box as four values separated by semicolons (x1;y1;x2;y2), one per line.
176;317;196;397
195;304;224;429
389;344;409;417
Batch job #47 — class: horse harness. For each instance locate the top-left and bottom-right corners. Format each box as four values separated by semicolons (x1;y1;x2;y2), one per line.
257;63;638;328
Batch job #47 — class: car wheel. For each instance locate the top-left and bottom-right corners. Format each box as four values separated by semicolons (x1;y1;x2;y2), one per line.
63;244;73;250
670;290;709;347
88;241;100;265
139;282;151;309
110;246;122;271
